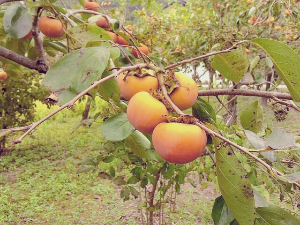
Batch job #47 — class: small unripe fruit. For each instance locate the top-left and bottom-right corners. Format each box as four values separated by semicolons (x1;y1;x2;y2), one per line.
132;44;149;58
274;25;281;31
117;73;158;100
245;48;251;54
267;17;275;24
127;92;168;134
38;16;64;38
84;0;100;11
96;16;110;28
152;123;207;164
0;71;8;80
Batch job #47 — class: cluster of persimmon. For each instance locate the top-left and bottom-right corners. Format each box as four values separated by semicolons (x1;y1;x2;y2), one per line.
95;16;149;58
117;70;207;164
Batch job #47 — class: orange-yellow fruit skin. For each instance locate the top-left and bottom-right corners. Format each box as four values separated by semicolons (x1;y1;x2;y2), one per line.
84;0;100;11
0;71;8;80
132;44;149;58
38;16;64;38
107;31;118;43
96;16;110;28
117;35;129;45
152;123;207;164
170;72;198;110
127;92;168;134
118;73;158;100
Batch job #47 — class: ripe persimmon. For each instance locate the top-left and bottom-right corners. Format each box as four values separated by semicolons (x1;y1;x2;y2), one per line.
117;34;129;45
132;44;149;58
106;31;118;42
0;71;8;80
117;73;158;100
38;16;64;38
22;30;33;39
169;72;198;110
96;16;110;28
84;0;100;11
127;92;168;134
152;123;207;164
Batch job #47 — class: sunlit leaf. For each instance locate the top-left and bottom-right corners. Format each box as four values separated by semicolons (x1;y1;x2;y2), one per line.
101;113;134;141
251;38;300;101
212;49;249;83
3;4;32;38
213;137;256;225
43;47;110;105
240;100;263;133
125;130;150;159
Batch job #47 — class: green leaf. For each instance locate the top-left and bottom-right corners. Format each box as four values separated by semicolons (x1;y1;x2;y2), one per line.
213;138;256;225
77;167;93;173
244;130;278;163
212;49;249;83
97;72;120;102
127;176;139;184
280;171;300;182
86;41;120;59
251;38;300;101
103;155;115;163
43;47;110;105
256;205;300;225
120;186;130;201
265;129;296;150
129;186;139;198
250;56;260;73
240;100;263;133
43;40;68;54
3;4;32;38
114;176;126;185
192;98;216;125
78;157;97;166
253;189;270;208
68;24;113;48
125;130;150;159
212;195;235;225
109;166;115;178
101;113;134;141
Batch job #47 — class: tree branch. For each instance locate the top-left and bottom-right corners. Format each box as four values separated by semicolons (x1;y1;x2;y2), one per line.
198;89;293;100
0;0;22;4
165;40;248;70
12;63;148;144
0;46;48;73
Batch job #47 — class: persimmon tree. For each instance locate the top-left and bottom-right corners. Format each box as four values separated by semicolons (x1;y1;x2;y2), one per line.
1;0;300;225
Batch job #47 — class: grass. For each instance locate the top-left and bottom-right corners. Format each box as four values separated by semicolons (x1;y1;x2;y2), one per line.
0;99;216;225
0;95;299;224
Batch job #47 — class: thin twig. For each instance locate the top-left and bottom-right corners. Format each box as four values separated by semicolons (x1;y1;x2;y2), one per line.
165;40;248;70
216;96;234;118
0;0;21;4
12;63;148;144
272;97;300;112
205;148;217;166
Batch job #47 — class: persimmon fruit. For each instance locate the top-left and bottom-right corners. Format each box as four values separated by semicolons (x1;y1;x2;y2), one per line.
22;30;33;39
38;16;64;38
117;34;129;45
169;72;198;110
84;0;100;11
152;123;207;164
96;16;110;28
0;71;8;80
117;73;158;100
132;44;149;58
127;92;168;134
106;31;118;42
